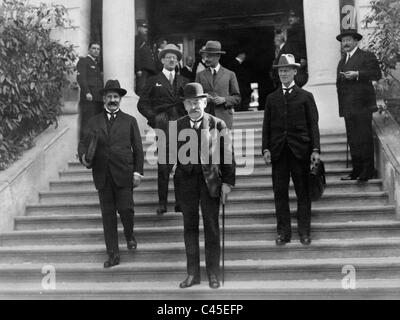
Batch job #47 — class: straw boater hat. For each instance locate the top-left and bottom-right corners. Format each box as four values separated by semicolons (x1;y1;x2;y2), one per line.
336;29;363;42
199;41;226;55
158;43;182;61
273;54;301;69
182;83;208;100
99;79;127;97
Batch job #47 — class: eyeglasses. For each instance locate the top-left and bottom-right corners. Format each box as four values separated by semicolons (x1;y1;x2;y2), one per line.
164;56;178;61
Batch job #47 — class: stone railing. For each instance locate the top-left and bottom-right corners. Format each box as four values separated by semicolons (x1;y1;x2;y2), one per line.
373;107;400;218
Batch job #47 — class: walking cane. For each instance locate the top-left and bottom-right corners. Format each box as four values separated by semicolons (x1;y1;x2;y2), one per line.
222;193;226;287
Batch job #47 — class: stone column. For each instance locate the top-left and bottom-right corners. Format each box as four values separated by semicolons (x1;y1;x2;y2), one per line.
303;0;345;130
102;0;147;131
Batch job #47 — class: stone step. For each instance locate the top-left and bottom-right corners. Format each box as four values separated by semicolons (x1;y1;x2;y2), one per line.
1;221;399;247
47;179;383;194
1;257;400;285
51;168;355;190
14;206;396;230
2;238;400;264
33;190;389;208
27;191;389;214
39;181;383;204
1;279;400;300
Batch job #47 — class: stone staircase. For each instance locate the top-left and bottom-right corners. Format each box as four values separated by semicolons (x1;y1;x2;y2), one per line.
1;111;400;299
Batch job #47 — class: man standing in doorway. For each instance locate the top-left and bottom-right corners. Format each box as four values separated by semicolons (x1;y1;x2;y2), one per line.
195;41;241;129
76;42;104;141
78;80;144;268
135;20;157;95
138;44;189;215
262;54;320;246
336;29;381;182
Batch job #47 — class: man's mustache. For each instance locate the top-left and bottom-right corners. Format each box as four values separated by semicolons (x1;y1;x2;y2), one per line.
108;102;118;106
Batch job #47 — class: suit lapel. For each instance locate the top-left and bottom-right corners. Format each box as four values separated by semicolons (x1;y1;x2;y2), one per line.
159;73;174;97
214;67;225;87
99;112;108;136
109;111;124;137
205;68;214;89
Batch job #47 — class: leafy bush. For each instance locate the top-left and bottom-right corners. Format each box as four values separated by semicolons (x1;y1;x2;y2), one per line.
0;0;77;170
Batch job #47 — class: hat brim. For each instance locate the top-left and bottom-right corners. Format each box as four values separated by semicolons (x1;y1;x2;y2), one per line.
99;88;127;97
273;63;301;69
199;49;226;55
159;49;182;61
182;94;208;100
336;32;363;42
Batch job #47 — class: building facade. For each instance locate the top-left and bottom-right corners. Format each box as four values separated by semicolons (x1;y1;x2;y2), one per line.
40;0;375;131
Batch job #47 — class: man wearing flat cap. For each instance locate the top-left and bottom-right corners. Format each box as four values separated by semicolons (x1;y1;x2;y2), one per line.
175;82;235;289
135;20;157;95
78;80;144;268
138;44;189;215
195;41;241;129
336;29;381;182
262;54;320;246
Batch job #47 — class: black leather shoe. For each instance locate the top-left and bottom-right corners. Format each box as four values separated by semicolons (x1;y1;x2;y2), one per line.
275;235;291;246
341;174;358;181
127;236;137;250
300;236;312;246
174;205;182;213
156;205;167;215
179;275;200;289
104;254;120;268
358;172;374;182
208;274;220;289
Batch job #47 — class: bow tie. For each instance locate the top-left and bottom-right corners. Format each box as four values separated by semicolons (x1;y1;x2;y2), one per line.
105;110;119;119
283;86;294;92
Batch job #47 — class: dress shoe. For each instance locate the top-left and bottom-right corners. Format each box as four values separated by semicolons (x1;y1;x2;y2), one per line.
127;236;137;250
300;236;312;246
358;171;374;182
175;205;182;213
275;235;291;246
104;254;120;268
179;275;200;289
341;174;358;181
208;274;220;289
156;205;167;215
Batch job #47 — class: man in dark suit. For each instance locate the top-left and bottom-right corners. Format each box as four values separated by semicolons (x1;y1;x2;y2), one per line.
229;52;251;112
195;41;241;129
76;42;104;140
336;29;382;182
180;56;195;82
262;54;320;246
138;44;189;215
78;80;144;268
175;83;235;289
135;20;157;96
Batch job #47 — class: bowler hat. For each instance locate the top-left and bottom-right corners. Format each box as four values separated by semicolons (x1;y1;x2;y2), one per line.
182;83;208;100
158;44;182;61
137;19;148;28
99;79;127;97
273;54;300;69
199;41;226;55
336;29;363;42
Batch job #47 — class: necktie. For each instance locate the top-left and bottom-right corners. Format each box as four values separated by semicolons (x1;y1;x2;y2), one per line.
212;69;217;86
345;53;351;64
191;118;203;130
169;72;174;86
283;87;293;97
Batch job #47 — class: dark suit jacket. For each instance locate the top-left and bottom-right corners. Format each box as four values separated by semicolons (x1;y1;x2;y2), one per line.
262;86;320;162
78;111;144;190
175;113;236;198
138;72;189;130
336;48;382;117
76;56;104;102
180;66;195;82
135;36;157;75
195;66;241;129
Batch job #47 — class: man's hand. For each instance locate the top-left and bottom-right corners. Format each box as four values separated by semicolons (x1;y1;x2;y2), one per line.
341;71;359;81
263;150;271;165
133;175;142;189
81;154;91;168
212;96;226;105
86;93;93;101
221;183;232;205
311;151;321;165
136;71;143;77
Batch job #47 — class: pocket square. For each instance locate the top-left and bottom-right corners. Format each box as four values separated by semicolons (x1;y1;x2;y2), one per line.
91;66;96;69
155;83;163;87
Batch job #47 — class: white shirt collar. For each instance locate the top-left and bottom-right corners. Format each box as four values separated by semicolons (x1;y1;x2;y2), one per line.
88;54;97;62
162;68;176;79
347;46;358;58
210;64;221;74
279;43;285;50
282;81;296;91
105;107;120;118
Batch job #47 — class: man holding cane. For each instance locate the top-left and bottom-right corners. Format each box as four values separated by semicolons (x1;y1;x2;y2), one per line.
175;83;236;289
